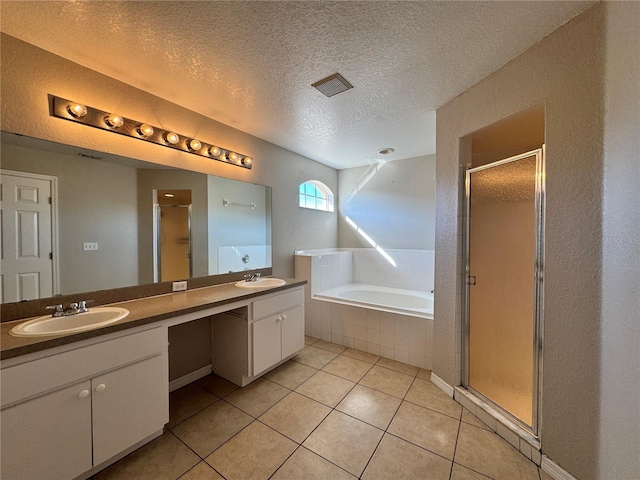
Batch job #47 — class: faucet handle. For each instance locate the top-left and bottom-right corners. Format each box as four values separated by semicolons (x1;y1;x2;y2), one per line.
45;304;64;317
77;300;93;313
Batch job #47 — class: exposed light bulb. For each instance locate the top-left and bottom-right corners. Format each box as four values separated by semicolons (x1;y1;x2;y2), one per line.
188;139;202;151
137;124;154;137
164;132;180;145
242;156;253;167
105;114;124;128
67;102;87;118
209;146;221;157
227;152;239;163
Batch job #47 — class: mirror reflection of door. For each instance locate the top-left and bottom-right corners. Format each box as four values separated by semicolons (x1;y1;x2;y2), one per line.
0;170;57;302
157;190;192;282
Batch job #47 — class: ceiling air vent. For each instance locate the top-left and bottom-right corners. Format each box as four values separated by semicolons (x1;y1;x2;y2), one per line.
312;73;353;98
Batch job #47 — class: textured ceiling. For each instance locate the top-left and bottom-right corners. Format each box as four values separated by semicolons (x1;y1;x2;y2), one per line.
0;1;593;169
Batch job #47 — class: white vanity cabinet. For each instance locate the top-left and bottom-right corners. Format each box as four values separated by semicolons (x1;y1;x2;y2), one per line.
252;289;305;376
0;326;168;480
211;286;305;386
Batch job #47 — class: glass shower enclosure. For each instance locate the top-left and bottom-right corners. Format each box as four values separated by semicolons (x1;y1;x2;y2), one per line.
464;148;545;434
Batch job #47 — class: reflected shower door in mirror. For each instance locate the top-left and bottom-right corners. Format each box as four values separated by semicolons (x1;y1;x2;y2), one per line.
156;190;192;282
0;131;272;302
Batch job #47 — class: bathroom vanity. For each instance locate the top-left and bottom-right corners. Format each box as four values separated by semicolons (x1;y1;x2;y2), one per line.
0;279;305;480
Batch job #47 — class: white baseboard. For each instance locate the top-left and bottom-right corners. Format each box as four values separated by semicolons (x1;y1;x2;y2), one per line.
169;364;212;392
541;455;578;480
430;372;455;397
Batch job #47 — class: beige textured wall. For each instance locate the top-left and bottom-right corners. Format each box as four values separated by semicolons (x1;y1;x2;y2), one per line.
338;155;436;250
1;143;139;294
0;33;338;279
600;2;640;478
435;4;606;478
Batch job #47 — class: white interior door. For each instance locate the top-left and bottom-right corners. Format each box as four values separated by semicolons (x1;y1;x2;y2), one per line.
0;170;56;302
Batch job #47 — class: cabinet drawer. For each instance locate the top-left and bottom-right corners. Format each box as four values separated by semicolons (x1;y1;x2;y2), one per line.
1;327;167;408
252;287;304;320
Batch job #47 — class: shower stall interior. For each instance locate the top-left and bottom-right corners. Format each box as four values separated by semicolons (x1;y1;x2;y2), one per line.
463;147;545;435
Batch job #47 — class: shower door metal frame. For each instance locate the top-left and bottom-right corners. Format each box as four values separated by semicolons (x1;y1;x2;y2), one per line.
462;146;545;436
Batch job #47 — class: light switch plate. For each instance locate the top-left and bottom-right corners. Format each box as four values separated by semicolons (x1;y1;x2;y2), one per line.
83;242;98;251
172;281;187;292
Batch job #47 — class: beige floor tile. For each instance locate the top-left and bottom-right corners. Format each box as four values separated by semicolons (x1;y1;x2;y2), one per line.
167;383;219;429
461;408;491;431
455;422;539;480
405;378;462;419
95;432;198;480
180;461;224;480
259;392;331;443
359;365;415;398
205;421;297;479
265;360;318;389
388;401;460;460
451;463;492;480
322;354;373;382
376;357;420;376
224;378;290;417
171;401;252;458
305;335;320;345
362;433;452;480
336;385;401;430
342;348;381;364
303;411;384;477
295;371;355;407
417;368;432;380
293;345;339;369
196;373;239;398
313;339;348;354
271;447;357;480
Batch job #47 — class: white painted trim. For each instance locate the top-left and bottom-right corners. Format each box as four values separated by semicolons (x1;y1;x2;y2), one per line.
430;372;455;397
541;454;579;480
169;364;212;392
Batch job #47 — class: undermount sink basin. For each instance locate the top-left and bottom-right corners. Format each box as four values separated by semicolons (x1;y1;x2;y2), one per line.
235;278;286;289
9;307;130;337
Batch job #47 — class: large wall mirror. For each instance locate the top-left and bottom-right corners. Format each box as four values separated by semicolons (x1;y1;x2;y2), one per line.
0;131;272;303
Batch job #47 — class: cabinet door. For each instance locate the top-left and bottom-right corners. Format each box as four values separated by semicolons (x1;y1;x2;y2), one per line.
281;305;305;359
252;313;282;376
0;381;92;480
92;354;168;465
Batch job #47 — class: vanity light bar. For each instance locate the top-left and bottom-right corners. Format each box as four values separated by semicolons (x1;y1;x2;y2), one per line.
49;95;253;169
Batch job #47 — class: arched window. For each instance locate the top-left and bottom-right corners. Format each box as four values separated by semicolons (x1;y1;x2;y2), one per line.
299;180;334;212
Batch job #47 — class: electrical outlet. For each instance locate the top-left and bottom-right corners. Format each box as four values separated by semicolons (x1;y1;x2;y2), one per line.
83;242;99;251
172;281;187;292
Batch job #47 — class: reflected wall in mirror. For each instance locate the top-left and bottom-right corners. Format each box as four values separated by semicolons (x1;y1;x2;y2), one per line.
0;132;272;303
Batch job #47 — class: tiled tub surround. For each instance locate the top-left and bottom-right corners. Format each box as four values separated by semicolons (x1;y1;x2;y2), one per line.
95;337;544;480
295;249;434;369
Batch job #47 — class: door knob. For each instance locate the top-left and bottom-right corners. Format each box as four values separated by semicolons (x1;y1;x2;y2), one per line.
78;389;90;399
95;384;106;392
281;314;287;321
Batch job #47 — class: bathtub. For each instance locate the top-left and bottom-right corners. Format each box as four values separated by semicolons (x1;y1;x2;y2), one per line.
314;283;433;319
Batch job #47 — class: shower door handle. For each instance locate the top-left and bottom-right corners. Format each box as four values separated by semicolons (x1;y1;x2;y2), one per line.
467;275;477;286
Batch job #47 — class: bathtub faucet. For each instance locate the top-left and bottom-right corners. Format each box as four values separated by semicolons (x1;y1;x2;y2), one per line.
243;273;261;282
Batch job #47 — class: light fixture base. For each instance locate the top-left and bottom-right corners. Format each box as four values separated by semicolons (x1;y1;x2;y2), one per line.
49;95;252;169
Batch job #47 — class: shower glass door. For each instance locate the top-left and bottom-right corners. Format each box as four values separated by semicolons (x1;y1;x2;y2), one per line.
464;148;544;433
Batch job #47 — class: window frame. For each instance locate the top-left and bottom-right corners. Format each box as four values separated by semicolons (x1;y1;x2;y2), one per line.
298;180;334;212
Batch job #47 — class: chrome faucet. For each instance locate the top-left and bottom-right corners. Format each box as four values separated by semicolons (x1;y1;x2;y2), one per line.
45;300;92;317
243;273;261;282
45;304;64;317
